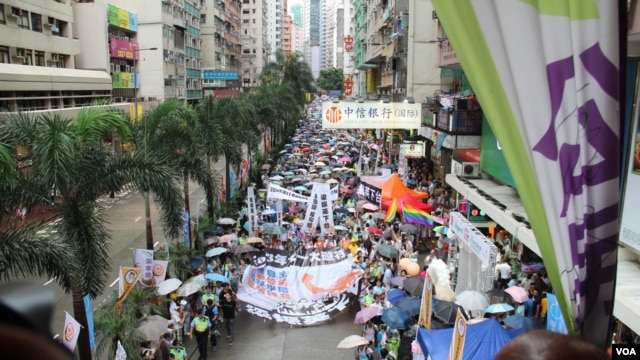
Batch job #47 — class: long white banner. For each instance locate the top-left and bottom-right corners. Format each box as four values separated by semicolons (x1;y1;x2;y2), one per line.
266;183;310;203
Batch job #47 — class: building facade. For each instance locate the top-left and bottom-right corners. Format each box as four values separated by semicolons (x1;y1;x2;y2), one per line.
241;0;269;91
303;0;320;78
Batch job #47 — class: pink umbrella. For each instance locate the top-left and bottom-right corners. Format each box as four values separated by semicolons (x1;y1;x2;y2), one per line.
340;156;351;163
218;234;237;244
354;306;379;324
505;286;529;303
362;203;379;211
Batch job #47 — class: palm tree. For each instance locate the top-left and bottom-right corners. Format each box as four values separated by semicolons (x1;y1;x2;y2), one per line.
94;293;146;360
0;105;183;360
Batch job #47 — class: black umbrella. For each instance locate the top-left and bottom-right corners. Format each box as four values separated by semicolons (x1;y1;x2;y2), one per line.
432;301;467;325
402;277;425;297
399;223;419;235
377;244;399;259
486;289;514;305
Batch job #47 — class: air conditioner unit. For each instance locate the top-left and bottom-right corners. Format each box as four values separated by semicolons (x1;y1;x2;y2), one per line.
110;63;115;72
114;97;124;103
45;17;55;27
460;162;480;177
115;65;121;72
14;48;26;58
130;66;135;73
125;65;131;72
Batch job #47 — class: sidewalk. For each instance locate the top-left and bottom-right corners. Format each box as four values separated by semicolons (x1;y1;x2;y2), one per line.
0;204;57;231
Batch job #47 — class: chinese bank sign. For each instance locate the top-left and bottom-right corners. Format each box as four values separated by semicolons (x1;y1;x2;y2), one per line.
321;102;422;129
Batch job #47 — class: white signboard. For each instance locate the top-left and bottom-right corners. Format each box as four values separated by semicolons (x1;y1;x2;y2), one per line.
400;143;425;158
448;212;496;266
322;101;422;129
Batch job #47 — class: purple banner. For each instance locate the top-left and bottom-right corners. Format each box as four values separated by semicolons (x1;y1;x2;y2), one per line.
110;38;139;60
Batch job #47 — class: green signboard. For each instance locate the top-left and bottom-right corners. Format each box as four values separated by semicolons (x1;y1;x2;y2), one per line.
479;116;516;188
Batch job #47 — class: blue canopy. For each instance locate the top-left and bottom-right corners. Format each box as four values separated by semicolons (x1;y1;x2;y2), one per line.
417;319;523;360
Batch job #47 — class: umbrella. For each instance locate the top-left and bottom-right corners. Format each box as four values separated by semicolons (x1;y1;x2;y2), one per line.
434;284;456;302
367;227;384;236
293;186;309;192
337;335;369;349
377;244;399;259
503;315;539;330
402;277;425;297
399;223;419;235
371;212;387;220
396;296;422;316
319;170;332;176
326;179;340;184
206;247;228;257
245;237;264;244
218;234;237;244
157;278;182;296
263;225;287;235
433;225;449;234
334;225;348;231
390;276;406;288
354;306;379;324
183;274;207;287
455;290;489;313
432;301;466;324
485;303;515;314
234;244;257;254
205;273;229;284
137;315;170;341
362;203;379;211
486;289;513;304
504;286;529;303
261;164;271;170
314;161;326;167
217;217;236;225
386;289;408;305
262;209;276;215
176;281;203;296
381;308;412;330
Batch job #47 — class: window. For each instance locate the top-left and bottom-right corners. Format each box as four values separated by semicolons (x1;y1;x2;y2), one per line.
52;19;63;36
0;46;9;64
200;14;206;23
22;49;32;65
0;4;5;25
252;19;255;24
18;9;29;29
243;19;248;24
252;9;255;13
35;51;44;66
31;13;42;32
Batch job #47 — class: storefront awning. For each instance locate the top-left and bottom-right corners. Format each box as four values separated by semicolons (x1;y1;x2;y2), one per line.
445;174;539;255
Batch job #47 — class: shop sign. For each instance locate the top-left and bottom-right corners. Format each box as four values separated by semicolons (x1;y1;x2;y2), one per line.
322;102;421;129
400;143;424;158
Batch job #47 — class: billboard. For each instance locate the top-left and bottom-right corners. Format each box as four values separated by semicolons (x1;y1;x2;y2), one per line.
321;101;421;129
479;116;515;187
110;38;139;60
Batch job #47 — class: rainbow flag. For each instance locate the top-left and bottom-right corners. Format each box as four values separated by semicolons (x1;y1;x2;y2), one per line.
401;202;434;227
384;198;397;223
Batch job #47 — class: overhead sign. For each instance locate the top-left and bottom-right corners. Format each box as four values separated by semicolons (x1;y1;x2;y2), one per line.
322;102;422;129
448;212;496;266
203;70;240;81
400;143;424;158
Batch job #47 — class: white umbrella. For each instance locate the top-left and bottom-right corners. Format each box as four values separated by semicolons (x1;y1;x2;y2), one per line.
183;274;207;287
156;278;182;296
455;290;489;313
137;315;171;341
261;209;277;215
176;281;203;297
269;175;284;180
337;335;370;349
217;217;236;225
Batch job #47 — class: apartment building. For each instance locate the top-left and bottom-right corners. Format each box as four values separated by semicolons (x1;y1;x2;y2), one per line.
282;14;292;53
240;0;268;91
0;0;112;113
303;0;320;78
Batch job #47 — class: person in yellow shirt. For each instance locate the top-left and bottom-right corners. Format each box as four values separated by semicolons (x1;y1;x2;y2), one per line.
349;238;359;257
539;292;548;325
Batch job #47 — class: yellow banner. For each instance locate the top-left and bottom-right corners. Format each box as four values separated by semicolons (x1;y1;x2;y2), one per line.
129;104;142;123
418;275;433;329
448;309;467;360
118;266;142;301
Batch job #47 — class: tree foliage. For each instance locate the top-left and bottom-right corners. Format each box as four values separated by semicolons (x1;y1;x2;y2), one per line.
316;67;344;91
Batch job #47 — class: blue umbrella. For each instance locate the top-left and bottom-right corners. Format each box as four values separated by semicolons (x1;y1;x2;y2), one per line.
381;308;412;330
205;273;230;284
386;289;408;306
503;315;538;331
485;303;515;314
396;296;422;316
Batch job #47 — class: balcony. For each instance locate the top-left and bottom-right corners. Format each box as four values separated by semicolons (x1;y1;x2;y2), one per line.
434;108;483;135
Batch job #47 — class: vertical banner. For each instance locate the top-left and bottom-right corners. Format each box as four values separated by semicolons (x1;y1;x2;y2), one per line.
448;309;467;360
152;260;168;287
118;266;142;300
316;183;335;236
178;210;190;249
546;293;569;335
62;312;82;352
300;190;320;234
247;187;258;236
276;199;283;225
83;295;96;350
432;0;621;347
129;104;142;123
132;249;154;288
418;275;432;329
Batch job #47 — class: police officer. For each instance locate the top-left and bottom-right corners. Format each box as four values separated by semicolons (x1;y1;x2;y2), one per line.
169;340;187;360
189;308;211;360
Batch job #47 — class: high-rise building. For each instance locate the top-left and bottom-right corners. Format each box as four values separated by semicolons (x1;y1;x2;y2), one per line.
0;0;113;114
282;14;292;53
266;0;284;61
201;0;243;97
290;3;302;27
241;0;269;91
303;0;320;78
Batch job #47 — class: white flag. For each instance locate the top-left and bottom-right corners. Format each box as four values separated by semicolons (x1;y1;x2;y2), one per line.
62;311;82;352
115;340;127;360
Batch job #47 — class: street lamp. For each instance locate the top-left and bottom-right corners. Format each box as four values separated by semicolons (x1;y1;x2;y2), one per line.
132;47;158;123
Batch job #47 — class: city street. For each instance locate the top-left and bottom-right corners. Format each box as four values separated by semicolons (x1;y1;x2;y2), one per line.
31;158;362;359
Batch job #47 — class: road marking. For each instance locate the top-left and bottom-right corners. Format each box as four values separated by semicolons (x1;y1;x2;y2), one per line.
109;278;119;287
44;277;56;286
134;216;141;222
